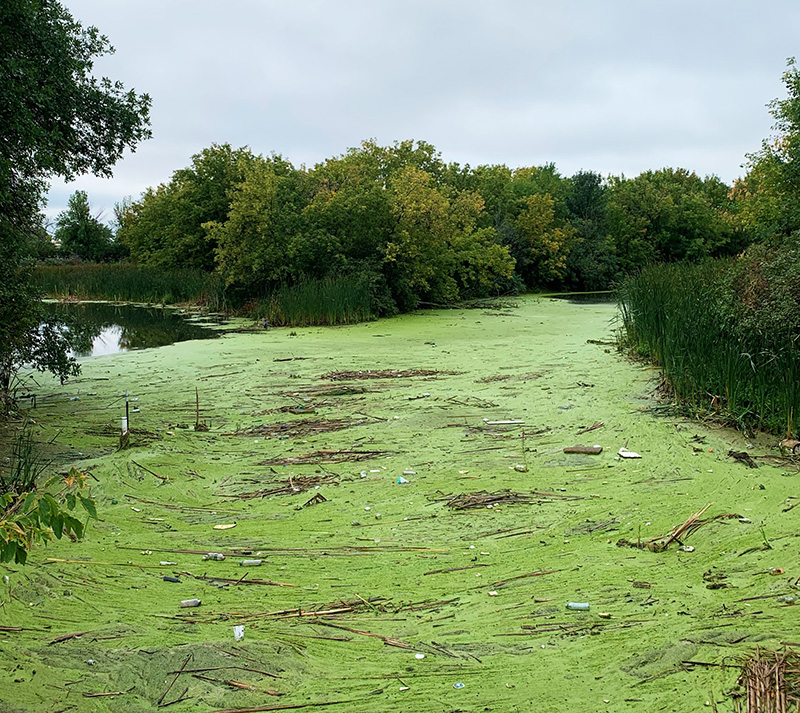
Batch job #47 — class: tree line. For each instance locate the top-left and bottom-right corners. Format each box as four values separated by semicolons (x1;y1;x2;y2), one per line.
86;140;746;314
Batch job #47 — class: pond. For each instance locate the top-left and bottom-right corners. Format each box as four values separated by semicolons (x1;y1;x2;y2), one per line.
41;302;225;357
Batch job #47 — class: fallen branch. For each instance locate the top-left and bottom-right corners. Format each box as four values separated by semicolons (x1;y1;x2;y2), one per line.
180;572;296;588
158;653;192;706
192;673;281;695
49;630;94;645
82;690;131;698
204;699;358;713
491;569;559;587
131;459;172;482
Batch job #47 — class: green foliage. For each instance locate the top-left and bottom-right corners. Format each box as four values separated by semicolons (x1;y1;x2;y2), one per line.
33;263;223;307
208;140;514;314
1;427;48;495
0;0;150;404
118;144;258;270
736;58;800;241
55;190;119;261
210;154;307;293
117;136;758;311
619;243;800;435
0;466;97;565
257;277;376;327
607;169;739;271
0;223;82;404
384;165;514;308
0;0;151;226
512;193;575;287
564;171;620;290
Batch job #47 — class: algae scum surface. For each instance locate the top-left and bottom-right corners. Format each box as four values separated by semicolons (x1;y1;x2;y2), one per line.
3;297;797;712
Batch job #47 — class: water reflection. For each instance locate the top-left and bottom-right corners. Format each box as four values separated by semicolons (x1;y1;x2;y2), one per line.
549;292;617;305
42;302;222;357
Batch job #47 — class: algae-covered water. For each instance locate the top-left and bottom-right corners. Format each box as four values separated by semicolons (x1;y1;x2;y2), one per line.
2;296;796;712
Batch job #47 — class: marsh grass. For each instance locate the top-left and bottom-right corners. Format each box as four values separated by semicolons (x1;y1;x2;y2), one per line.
0;427;49;495
619;259;800;436
257;277;375;327
34;264;224;309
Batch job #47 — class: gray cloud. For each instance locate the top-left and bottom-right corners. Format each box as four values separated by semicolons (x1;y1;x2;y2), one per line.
45;0;799;223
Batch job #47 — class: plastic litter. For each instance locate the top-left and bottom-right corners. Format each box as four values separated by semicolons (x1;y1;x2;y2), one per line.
453;682;465;689
233;625;245;641
397;476;409;484
618;447;642;459
202;552;225;561
566;602;590;610
680;545;695;553
769;567;785;575
163;576;181;583
239;559;262;567
180;598;201;608
403;470;416;476
415;653;425;659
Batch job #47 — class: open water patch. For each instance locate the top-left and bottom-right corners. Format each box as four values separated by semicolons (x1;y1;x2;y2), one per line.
42;301;226;357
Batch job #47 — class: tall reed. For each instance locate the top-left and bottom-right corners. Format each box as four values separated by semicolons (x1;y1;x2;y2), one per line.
33;264;224;309
619;260;800;436
256;277;374;327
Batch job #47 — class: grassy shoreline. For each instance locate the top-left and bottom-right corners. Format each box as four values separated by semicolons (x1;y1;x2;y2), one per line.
619;258;800;437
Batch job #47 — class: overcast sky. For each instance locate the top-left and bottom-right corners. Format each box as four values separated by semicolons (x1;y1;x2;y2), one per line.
46;0;800;225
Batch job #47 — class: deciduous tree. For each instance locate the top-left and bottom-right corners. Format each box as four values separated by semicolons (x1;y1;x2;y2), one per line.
0;0;150;400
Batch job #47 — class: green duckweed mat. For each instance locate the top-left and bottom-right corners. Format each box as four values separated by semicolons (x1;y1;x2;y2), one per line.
1;296;796;712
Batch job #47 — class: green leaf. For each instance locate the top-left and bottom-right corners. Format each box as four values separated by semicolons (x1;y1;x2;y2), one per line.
51;513;64;539
78;495;98;520
65;516;84;540
37;497;51;523
21;491;36;514
65;493;76;510
14;547;27;565
0;542;16;564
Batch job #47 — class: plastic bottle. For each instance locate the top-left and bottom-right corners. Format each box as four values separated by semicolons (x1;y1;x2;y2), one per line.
566;602;590;611
202;552;225;561
180;598;201;608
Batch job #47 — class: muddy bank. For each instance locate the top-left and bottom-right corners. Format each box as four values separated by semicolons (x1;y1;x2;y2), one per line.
1;296;795;712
